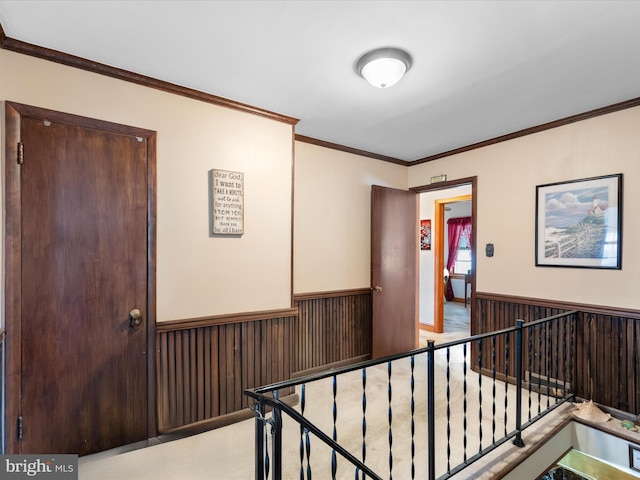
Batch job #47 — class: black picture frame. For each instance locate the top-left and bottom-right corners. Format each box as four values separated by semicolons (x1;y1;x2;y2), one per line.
629;444;640;472
535;173;622;269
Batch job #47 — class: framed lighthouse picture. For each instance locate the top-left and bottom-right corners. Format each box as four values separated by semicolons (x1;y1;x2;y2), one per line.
535;174;622;269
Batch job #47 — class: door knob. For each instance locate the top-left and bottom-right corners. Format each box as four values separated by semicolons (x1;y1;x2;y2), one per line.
129;308;143;331
372;286;383;293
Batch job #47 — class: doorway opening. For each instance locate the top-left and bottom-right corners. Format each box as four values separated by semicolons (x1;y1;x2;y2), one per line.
412;177;476;343
436;196;472;340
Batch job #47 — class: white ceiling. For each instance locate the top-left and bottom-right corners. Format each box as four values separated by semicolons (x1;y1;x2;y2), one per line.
1;0;640;162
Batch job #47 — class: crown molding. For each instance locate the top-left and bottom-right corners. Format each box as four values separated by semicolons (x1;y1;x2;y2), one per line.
0;26;298;126
410;96;640;165
295;134;407;165
300;93;640;166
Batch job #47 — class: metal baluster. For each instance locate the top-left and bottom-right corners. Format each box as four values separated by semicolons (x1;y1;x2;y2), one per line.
300;384;306;480
477;338;483;453
562;316;568;398
527;326;533;421
294;380;310;480
410;355;416;479
537;323;543;414
362;368;367;480
546;322;552;408
332;375;338;479
504;332;509;437
265;419;271;480
555;317;560;400
491;336;497;444
569;314;575;393
388;361;393;479
463;342;468;462
446;347;451;472
305;423;312;480
427;341;436;480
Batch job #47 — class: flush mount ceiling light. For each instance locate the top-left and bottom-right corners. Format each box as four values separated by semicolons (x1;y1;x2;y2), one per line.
355;47;412;88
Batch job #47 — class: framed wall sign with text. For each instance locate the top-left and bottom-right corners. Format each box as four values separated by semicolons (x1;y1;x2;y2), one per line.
210;169;244;235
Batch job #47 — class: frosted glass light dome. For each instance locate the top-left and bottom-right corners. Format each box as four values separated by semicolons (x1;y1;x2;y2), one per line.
356;48;412;88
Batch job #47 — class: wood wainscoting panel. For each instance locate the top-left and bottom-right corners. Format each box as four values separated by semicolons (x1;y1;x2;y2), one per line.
576;312;637;413
293;289;372;375
156;291;372;433
474;296;570;384
156;311;295;433
474;292;640;416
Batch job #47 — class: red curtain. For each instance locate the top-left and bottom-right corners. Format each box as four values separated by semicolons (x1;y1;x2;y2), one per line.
445;216;472;301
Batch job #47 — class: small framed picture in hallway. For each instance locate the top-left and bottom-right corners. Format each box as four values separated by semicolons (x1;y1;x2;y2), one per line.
420;219;431;250
535;173;622;269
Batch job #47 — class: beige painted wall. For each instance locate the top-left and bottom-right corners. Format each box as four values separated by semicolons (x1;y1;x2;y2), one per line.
409;107;640;309
0;49;293;322
293;141;407;293
2;47;638;325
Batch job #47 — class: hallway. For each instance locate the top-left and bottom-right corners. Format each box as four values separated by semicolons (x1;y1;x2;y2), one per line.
80;300;572;480
79;360;568;480
421;300;470;346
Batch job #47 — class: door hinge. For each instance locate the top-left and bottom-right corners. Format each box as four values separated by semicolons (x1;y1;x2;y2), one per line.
17;415;23;439
17;142;24;165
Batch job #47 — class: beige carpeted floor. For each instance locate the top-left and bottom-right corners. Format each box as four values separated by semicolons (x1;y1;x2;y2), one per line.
79;301;568;479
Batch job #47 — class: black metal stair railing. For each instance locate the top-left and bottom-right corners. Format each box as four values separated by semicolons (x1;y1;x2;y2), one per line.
244;310;577;480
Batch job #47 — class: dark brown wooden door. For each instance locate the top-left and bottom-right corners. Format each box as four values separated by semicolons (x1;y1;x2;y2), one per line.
16;109;150;455
371;185;419;358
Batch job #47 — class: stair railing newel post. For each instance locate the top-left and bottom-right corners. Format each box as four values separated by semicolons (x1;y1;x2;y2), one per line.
272;391;283;479
410;354;416;479
513;320;525;448
477;338;483;453
253;401;267;480
570;313;576;401
462;342;468;462
527;325;533;423
361;368;367;480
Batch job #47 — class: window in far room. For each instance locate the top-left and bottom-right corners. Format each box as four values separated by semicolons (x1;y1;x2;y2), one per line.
454;231;472;274
445;215;472;301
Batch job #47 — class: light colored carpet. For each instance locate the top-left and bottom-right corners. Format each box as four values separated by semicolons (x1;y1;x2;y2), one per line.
80;336;565;479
